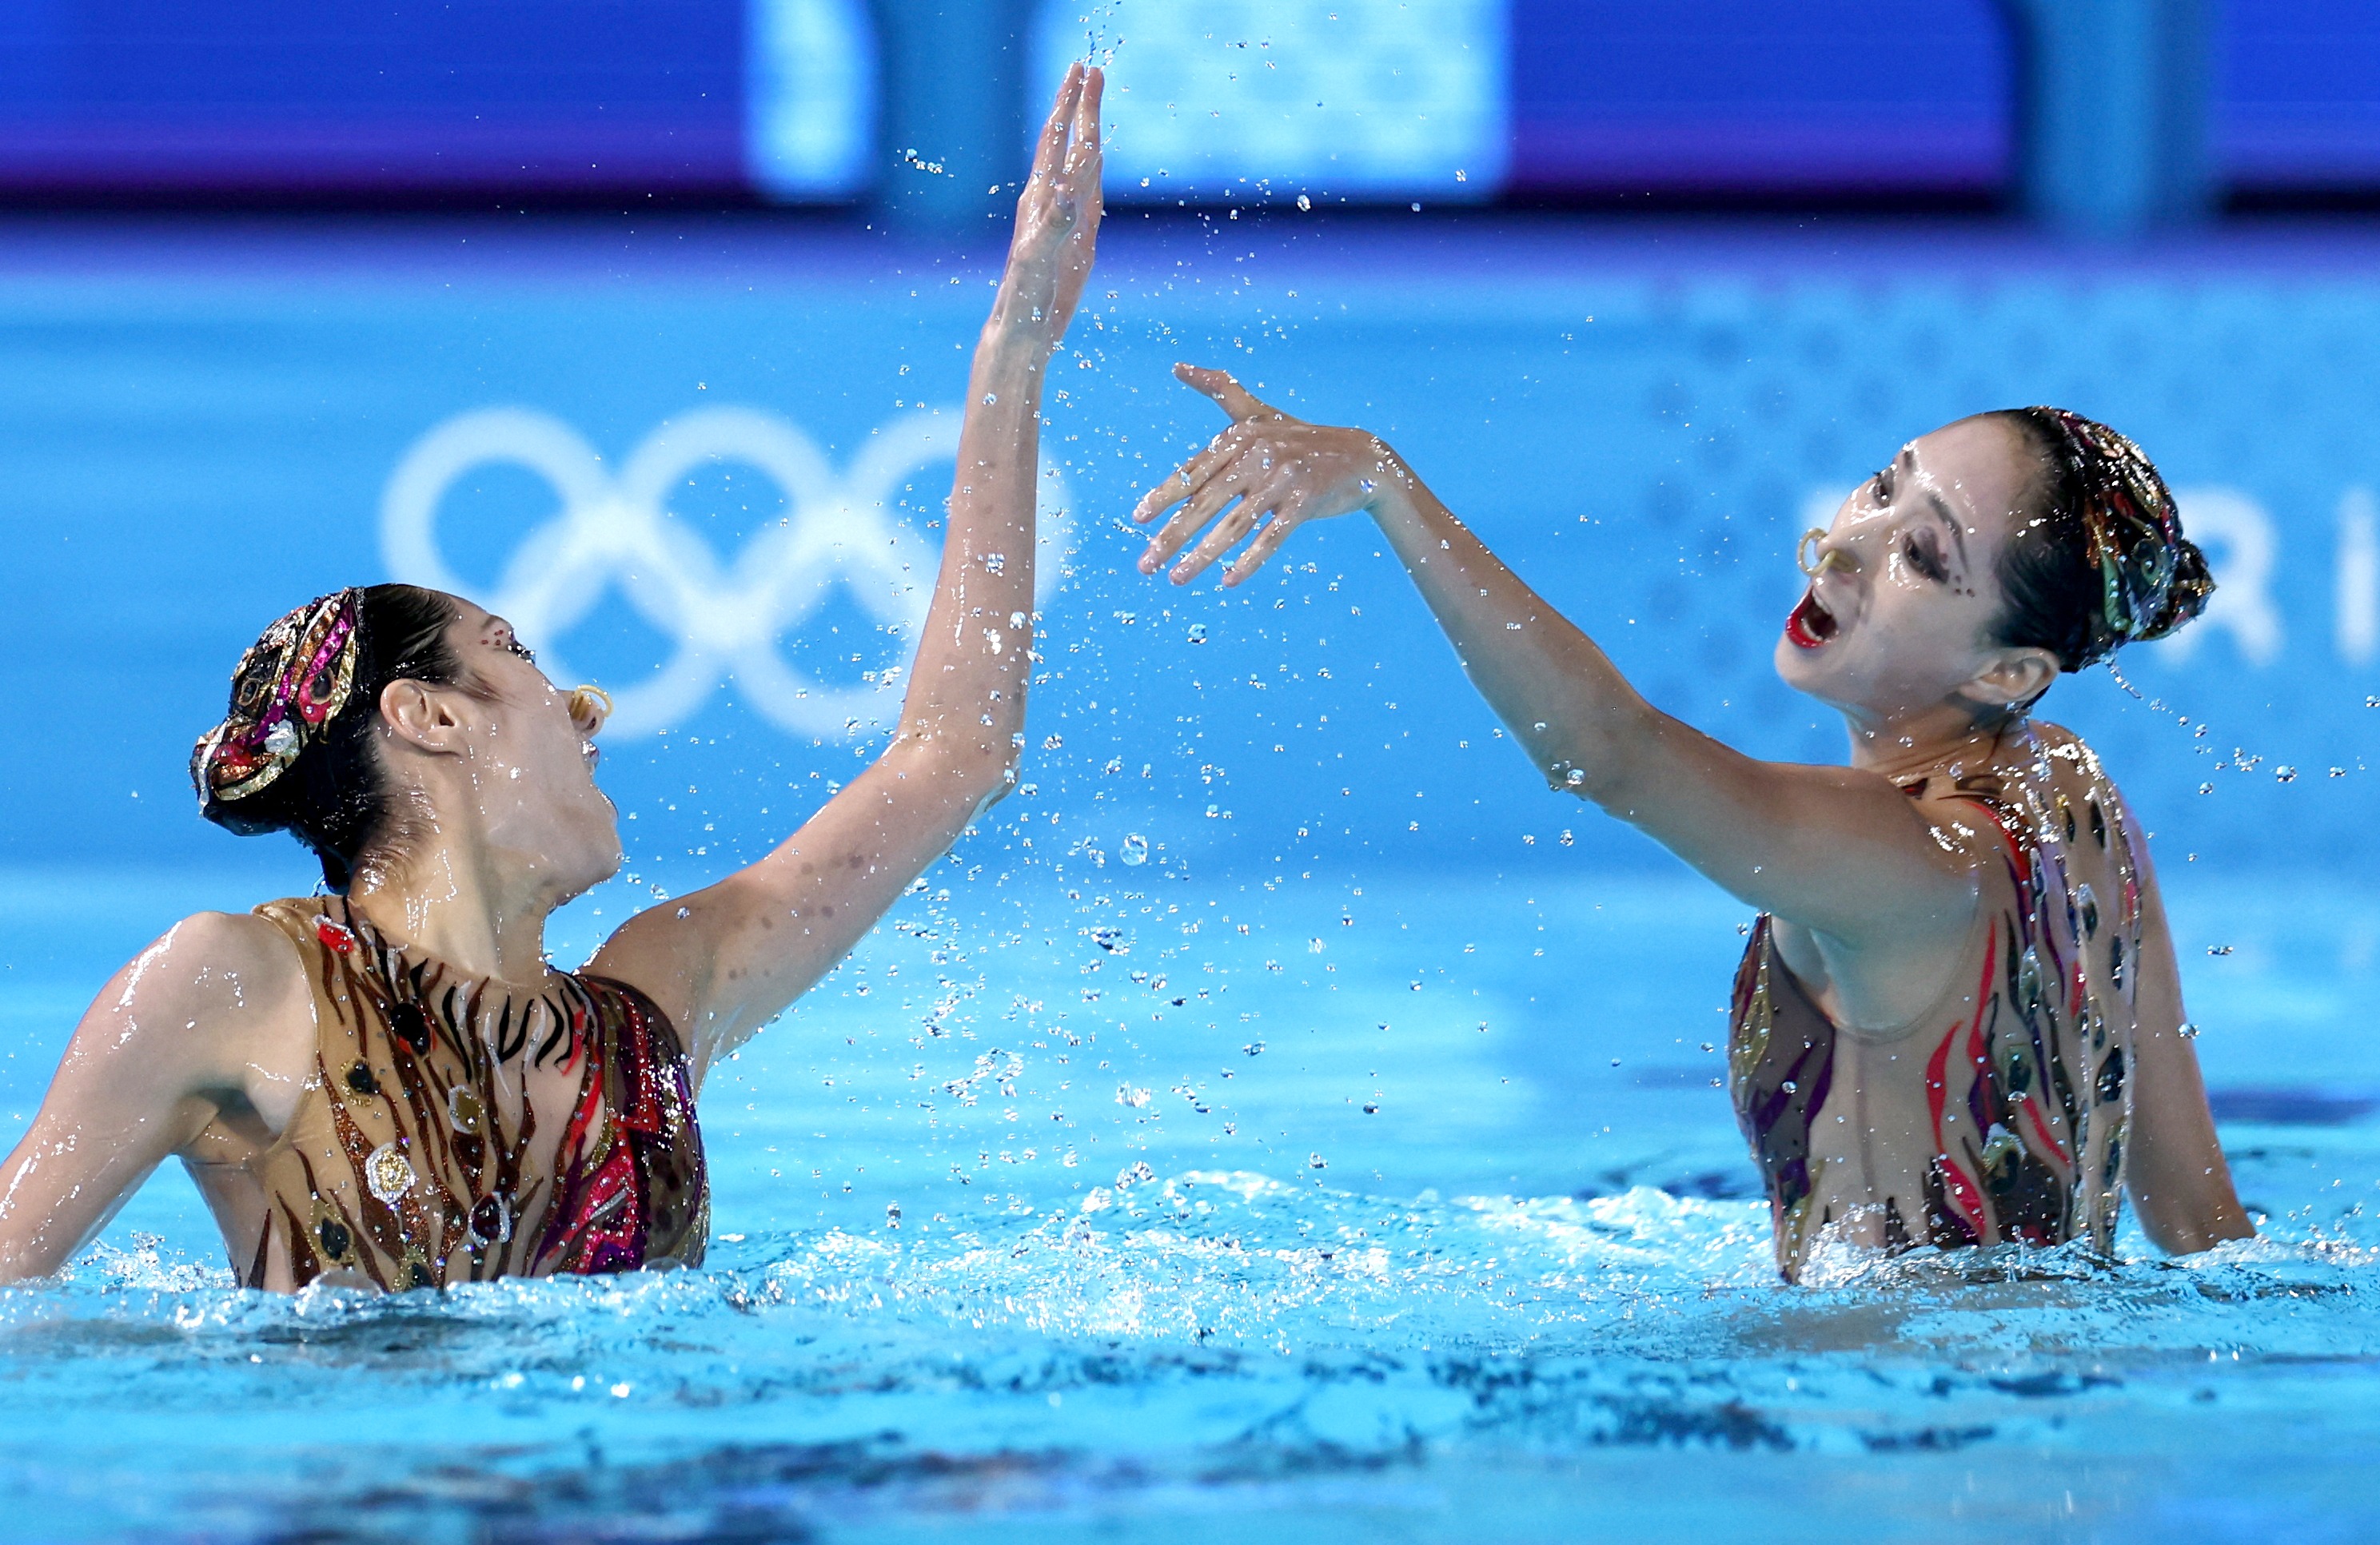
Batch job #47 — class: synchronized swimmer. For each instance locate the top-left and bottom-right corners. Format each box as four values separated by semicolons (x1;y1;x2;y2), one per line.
0;67;2253;1292
0;66;1105;1290
1132;366;2252;1278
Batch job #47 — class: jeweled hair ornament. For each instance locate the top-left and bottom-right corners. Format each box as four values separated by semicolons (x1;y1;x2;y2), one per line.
2035;408;2212;665
191;590;364;810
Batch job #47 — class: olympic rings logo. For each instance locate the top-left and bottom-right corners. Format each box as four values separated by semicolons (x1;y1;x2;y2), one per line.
380;405;1074;739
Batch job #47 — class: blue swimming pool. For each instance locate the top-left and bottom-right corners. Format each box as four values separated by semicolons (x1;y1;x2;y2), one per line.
2;863;2374;1543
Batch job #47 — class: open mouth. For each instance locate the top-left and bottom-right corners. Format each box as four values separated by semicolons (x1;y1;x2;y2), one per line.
1784;589;1839;649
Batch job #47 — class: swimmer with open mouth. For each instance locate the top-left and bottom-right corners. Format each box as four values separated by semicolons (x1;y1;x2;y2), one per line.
1136;366;2250;1280
0;66;1108;1293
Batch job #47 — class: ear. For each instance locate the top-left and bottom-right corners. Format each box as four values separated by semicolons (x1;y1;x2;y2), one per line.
377;679;473;756
1953;647;2060;718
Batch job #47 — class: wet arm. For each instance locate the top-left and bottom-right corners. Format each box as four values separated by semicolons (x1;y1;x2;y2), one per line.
2122;857;2254;1252
1134;378;1969;945
590;67;1105;1073
0;913;296;1281
1364;472;1970;938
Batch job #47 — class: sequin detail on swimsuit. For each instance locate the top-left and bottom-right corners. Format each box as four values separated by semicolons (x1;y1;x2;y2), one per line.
1728;723;2139;1281
238;898;708;1291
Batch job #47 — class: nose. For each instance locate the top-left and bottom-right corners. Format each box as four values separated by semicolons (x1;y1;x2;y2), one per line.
1796;528;1857;579
567;684;613;739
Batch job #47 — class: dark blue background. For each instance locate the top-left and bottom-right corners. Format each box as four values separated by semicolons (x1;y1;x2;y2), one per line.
0;2;2375;199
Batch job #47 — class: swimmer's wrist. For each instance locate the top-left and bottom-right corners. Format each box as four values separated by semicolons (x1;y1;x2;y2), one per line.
1362;463;1427;527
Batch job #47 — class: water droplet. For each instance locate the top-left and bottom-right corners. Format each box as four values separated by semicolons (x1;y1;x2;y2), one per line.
1307;1152;1328;1169
1296;193;1311;211
1187;623;1208;644
1120;834;1150;866
982;392;998;404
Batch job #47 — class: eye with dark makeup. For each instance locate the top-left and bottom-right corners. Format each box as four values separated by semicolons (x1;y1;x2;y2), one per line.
1903;532;1950;583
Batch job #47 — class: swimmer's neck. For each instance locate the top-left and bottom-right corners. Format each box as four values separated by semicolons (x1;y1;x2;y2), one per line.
343;835;571;987
1839;700;2026;786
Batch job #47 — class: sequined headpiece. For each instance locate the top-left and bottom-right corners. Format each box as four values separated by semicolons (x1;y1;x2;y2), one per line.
192;590;364;810
2034;408;2211;665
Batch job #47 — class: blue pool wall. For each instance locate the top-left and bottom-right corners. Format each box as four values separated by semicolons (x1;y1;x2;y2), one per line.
0;220;2370;896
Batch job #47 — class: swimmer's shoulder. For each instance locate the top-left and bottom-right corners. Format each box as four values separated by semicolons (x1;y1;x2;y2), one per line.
85;907;314;1062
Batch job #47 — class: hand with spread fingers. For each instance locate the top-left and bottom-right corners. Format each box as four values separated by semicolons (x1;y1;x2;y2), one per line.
991;62;1106;354
1121;364;2249;1280
1133;364;1419;587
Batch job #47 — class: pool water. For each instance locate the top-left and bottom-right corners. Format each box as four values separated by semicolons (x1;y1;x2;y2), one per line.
2;863;2376;1543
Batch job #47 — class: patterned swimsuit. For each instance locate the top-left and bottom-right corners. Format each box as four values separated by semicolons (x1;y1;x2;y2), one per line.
237;898;708;1291
1727;723;2141;1281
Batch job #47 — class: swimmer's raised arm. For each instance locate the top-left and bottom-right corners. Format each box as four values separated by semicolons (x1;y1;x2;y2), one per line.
0;911;311;1282
1133;365;1984;950
589;65;1105;1077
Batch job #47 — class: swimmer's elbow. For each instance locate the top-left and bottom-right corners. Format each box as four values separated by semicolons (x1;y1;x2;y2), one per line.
2135;1188;2256;1256
968;763;1022;818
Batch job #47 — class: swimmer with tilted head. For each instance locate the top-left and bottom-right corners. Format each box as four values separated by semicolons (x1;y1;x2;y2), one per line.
1134;364;2252;1280
0;66;1105;1292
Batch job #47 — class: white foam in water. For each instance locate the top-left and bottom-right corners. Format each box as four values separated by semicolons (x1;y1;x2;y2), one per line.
2;873;2378;1540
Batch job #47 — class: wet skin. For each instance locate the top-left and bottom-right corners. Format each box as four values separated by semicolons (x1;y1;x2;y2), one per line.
0;66;1108;1286
1133;368;2252;1257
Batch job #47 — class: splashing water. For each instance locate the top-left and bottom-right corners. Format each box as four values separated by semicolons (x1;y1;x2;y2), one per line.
2;874;2378;1541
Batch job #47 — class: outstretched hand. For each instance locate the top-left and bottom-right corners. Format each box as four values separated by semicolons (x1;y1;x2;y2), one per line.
996;62;1105;349
1132;364;1413;585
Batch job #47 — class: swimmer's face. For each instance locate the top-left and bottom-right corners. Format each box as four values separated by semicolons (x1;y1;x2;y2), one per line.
1774;416;2047;723
432;601;622;899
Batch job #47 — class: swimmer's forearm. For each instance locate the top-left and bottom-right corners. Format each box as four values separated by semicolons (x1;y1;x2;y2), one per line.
2125;881;2255;1251
1365;480;1661;798
895;324;1046;791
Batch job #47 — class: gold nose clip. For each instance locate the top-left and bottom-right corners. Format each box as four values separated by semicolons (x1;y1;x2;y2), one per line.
1797;528;1852;578
568;684;613;729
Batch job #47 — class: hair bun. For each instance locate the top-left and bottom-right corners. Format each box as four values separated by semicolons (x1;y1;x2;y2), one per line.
2027;408;2212;666
2135;532;2213;643
191;591;363;830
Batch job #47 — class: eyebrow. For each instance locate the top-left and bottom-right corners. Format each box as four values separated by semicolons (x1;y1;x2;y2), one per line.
1922;491;1969;563
1893;448;1971;567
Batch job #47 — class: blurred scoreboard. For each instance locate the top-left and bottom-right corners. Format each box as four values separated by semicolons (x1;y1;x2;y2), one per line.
0;0;2374;202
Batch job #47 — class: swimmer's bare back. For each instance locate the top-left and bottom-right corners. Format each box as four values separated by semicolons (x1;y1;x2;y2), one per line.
0;65;1108;1287
1132;365;2250;1272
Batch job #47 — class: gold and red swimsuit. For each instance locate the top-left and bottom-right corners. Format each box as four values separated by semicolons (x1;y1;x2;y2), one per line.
234;897;708;1291
1728;723;2139;1281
